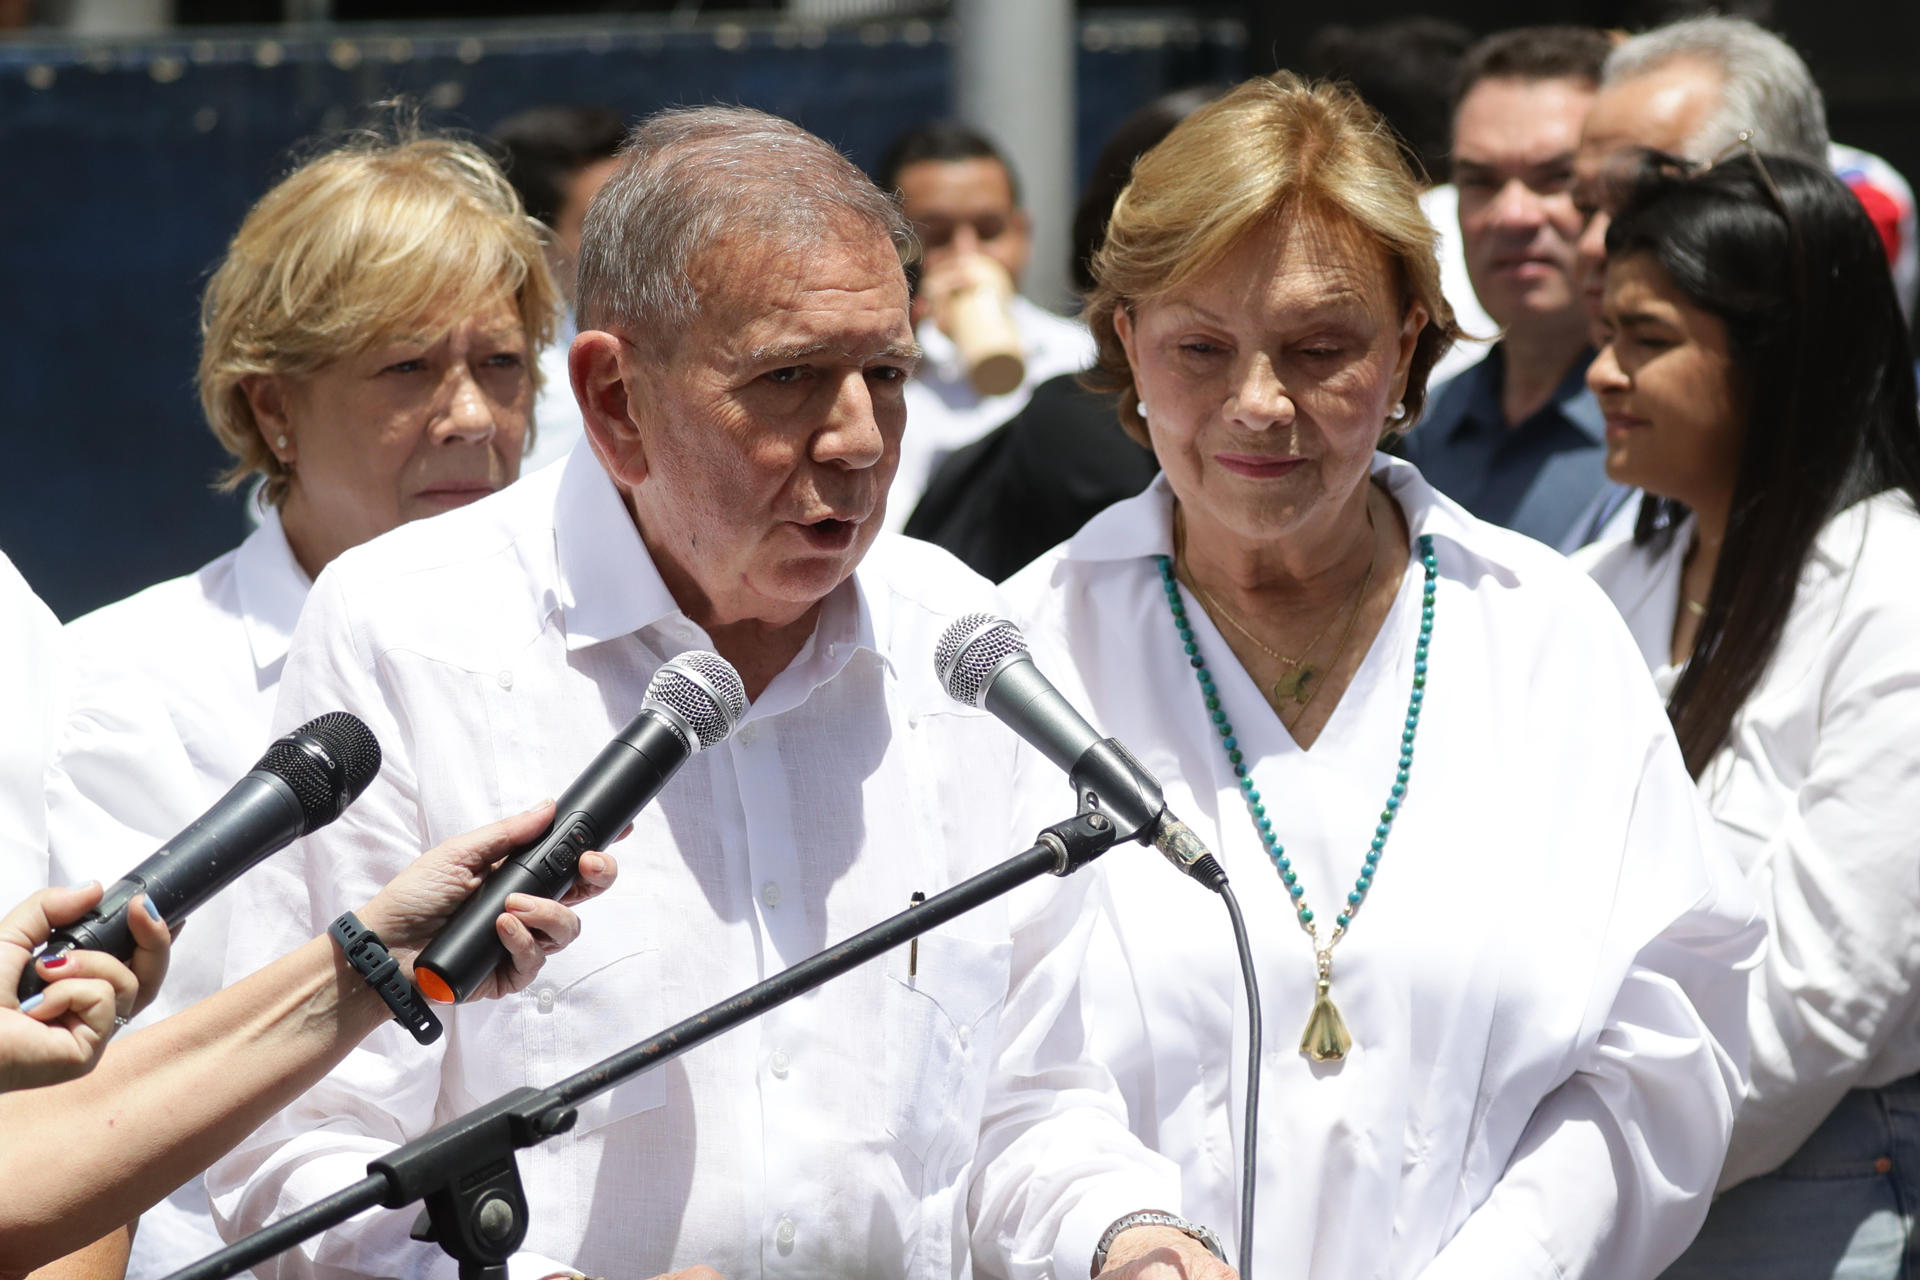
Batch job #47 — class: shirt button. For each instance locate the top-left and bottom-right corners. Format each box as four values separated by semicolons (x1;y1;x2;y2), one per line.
957;1025;971;1049
774;1215;797;1249
534;987;556;1014
769;1049;790;1078
760;880;782;909
496;669;514;690
738;722;759;746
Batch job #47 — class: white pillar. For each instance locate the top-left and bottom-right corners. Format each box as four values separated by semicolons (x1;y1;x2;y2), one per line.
953;0;1076;312
66;0;170;34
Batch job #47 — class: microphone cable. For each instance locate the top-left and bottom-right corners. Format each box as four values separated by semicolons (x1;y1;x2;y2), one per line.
1217;882;1261;1280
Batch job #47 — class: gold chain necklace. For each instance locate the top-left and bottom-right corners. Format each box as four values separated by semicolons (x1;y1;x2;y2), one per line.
1175;503;1378;712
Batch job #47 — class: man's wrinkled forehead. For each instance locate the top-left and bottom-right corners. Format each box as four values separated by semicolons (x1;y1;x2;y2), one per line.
689;226;910;340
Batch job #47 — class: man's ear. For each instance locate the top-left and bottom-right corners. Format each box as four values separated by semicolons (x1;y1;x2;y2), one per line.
571;330;649;487
240;374;295;464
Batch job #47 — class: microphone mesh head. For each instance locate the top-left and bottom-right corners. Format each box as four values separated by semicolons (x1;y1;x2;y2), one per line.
257;711;382;830
645;650;748;751
934;613;1029;708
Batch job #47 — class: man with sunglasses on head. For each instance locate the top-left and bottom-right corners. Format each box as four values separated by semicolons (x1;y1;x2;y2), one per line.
1573;15;1915;331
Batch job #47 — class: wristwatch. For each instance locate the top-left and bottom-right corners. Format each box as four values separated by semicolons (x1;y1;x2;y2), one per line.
1091;1209;1229;1276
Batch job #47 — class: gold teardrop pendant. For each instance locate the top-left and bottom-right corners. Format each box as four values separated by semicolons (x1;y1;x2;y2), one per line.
1299;979;1352;1062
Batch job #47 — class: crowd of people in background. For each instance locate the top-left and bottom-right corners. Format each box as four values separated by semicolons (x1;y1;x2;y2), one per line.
4;7;1920;1280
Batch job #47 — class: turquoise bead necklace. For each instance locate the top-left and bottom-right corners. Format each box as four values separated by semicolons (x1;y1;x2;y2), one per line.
1155;531;1437;1063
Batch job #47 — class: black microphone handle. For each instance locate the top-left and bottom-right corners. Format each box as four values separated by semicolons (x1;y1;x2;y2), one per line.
18;771;308;1002
414;710;692;1005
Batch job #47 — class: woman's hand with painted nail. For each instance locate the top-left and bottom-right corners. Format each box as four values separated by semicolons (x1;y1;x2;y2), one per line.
0;884;168;1092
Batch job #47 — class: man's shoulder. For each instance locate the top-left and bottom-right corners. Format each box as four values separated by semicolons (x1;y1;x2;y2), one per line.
1405;350;1499;450
307;477;555;648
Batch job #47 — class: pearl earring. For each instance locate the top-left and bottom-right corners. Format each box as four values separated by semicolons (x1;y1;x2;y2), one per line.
1135;400;1150;420
1389;402;1406;423
275;434;288;450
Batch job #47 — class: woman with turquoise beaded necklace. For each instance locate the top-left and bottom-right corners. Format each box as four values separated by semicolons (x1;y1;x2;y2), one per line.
1003;73;1764;1280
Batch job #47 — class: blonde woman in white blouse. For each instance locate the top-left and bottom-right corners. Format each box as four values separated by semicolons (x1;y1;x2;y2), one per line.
39;126;559;1279
1580;150;1920;1278
1004;74;1764;1280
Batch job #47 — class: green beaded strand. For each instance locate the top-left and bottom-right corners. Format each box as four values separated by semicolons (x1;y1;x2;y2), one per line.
1155;534;1437;942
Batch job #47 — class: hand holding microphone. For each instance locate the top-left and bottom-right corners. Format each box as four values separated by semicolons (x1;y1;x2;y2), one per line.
0;882;168;1092
17;711;381;1003
934;613;1227;892
414;650;748;1004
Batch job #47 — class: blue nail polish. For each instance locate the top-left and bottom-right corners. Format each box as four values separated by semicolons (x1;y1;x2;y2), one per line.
141;896;164;923
19;993;44;1014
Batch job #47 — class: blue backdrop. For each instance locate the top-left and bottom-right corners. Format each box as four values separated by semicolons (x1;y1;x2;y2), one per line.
0;14;1243;619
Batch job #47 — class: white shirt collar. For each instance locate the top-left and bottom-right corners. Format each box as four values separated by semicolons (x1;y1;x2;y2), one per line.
552;441;684;652
1061;453;1482;563
233;506;311;677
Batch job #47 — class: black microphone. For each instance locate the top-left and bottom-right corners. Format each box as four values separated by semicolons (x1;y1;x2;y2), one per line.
933;614;1227;892
414;649;747;1005
19;712;382;1001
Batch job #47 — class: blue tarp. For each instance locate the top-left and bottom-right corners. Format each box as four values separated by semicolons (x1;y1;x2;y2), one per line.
0;14;1242;618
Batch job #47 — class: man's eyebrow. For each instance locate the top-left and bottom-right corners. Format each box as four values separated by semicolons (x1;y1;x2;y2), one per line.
748;340;924;365
1454;152;1577;176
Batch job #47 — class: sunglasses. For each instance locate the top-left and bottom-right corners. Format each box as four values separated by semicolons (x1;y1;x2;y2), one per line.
1596;130;1806;308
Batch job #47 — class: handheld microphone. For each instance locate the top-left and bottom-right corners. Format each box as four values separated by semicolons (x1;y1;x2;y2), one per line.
19;712;382;1001
934;614;1226;892
414;649;747;1005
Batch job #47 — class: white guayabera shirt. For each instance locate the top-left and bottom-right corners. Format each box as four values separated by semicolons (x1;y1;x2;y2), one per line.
207;443;1176;1280
1581;491;1920;1188
41;510;311;1280
1004;456;1766;1280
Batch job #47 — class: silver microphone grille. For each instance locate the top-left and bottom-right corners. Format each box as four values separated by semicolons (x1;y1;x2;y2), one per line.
644;650;748;751
933;613;1030;708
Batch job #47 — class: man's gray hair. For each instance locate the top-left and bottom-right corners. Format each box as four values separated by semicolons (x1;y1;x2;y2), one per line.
577;105;913;342
1603;15;1828;163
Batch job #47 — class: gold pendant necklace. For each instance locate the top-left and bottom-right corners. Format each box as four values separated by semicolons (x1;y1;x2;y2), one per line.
1271;664;1315;703
1174;507;1377;716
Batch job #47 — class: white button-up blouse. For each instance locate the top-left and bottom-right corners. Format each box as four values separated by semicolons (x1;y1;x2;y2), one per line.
0;553;67;914
207;445;1175;1280
1003;456;1765;1280
46;509;312;1012
42;510;312;1278
1581;491;1920;1188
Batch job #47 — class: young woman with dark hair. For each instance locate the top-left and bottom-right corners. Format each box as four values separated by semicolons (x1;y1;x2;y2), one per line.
1582;150;1920;1278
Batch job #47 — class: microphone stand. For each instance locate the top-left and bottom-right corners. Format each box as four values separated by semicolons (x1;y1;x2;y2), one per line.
164;810;1122;1280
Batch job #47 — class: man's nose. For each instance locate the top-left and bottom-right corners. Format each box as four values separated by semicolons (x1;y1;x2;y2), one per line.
815;372;886;469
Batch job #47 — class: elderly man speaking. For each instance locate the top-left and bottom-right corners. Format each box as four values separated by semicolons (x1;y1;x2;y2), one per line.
207;108;1229;1280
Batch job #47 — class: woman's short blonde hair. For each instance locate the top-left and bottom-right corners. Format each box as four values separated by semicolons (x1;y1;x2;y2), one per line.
1086;72;1457;445
198;128;559;505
